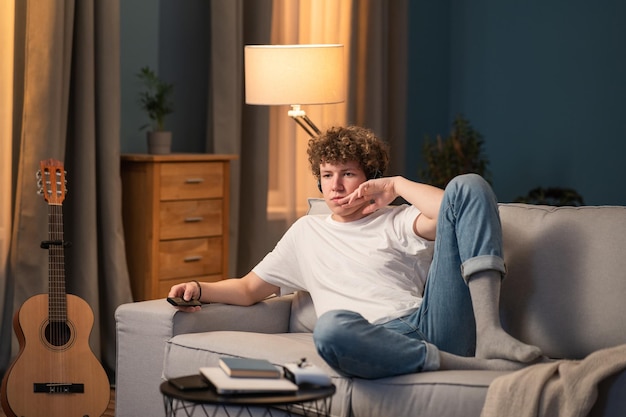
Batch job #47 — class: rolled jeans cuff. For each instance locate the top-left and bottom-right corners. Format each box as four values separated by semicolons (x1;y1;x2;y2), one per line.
422;342;440;372
460;255;506;284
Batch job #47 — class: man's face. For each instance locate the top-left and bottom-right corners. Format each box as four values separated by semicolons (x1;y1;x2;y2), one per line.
319;161;369;222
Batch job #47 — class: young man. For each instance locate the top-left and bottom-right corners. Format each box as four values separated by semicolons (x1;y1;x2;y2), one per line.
168;125;542;378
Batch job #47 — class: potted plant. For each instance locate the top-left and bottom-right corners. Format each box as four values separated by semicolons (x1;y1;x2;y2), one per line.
137;66;174;154
419;114;491;188
514;187;584;206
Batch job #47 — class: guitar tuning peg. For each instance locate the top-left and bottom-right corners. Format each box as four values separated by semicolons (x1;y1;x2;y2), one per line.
36;171;42;179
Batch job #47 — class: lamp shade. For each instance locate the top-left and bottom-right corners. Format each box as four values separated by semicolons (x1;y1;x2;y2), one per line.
245;44;345;105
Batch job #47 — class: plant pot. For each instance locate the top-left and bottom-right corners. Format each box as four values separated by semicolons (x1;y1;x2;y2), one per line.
147;131;172;154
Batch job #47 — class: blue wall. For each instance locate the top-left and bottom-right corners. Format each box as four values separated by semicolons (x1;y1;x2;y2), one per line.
407;0;626;205
120;0;209;154
120;0;159;153
158;0;210;153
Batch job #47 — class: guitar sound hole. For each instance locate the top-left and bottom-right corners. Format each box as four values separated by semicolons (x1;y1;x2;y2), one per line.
45;321;72;347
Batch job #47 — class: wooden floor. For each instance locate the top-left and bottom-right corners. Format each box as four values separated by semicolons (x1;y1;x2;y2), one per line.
0;388;115;417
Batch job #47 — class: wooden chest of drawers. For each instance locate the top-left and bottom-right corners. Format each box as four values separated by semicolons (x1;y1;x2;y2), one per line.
121;154;237;301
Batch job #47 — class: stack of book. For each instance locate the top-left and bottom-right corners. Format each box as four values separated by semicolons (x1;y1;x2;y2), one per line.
199;357;299;394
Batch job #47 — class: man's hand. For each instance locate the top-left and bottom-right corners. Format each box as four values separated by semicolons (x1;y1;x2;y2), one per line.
168;281;202;312
337;177;398;214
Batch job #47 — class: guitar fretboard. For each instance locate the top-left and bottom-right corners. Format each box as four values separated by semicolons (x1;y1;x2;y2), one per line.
48;203;67;323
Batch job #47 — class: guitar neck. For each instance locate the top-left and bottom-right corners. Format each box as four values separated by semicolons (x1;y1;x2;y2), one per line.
47;202;67;323
37;158;69;323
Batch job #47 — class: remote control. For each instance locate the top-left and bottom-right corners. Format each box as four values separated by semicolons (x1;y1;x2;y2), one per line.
167;297;201;307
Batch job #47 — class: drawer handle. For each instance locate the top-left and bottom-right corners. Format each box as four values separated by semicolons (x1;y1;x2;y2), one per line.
185;178;205;184
184;217;204;223
184;256;202;263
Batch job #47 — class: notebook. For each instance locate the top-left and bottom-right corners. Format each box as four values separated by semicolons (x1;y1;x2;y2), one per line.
199;367;298;395
219;357;281;378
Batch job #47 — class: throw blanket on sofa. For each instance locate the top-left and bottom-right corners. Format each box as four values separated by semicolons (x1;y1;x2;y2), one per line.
480;344;626;417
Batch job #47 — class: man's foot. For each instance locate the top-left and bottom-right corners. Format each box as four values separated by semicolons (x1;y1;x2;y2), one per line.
475;328;542;363
438;351;528;371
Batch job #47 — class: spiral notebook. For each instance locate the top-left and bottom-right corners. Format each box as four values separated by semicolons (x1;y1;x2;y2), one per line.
199;367;298;395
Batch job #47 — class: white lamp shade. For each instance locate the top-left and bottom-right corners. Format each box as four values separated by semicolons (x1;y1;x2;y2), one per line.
245;44;345;106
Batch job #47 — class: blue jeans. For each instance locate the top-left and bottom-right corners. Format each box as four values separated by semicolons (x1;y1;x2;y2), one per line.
313;174;506;378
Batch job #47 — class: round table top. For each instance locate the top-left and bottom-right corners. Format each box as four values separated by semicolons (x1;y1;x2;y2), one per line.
160;375;336;407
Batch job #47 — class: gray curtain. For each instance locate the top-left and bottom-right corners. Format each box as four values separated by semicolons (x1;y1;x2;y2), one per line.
349;0;408;176
208;0;275;276
208;0;409;275
0;0;131;381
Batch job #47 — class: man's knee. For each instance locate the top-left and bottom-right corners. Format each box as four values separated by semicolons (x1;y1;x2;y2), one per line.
447;173;489;192
314;310;358;344
313;310;370;354
446;173;497;206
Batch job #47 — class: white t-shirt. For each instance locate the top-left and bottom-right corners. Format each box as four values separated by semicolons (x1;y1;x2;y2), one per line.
253;205;434;324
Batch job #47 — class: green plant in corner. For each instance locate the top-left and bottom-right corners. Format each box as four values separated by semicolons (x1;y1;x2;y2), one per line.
137;66;174;131
514;187;584;206
419;114;491;189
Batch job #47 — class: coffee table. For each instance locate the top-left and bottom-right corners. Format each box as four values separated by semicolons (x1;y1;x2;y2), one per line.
160;375;335;417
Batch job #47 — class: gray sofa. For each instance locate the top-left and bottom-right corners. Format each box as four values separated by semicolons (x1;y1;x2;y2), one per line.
115;203;626;417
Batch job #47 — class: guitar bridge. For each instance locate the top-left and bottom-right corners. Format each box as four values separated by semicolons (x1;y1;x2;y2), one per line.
34;383;85;394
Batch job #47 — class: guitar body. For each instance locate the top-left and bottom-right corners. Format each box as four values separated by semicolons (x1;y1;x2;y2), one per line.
1;293;110;417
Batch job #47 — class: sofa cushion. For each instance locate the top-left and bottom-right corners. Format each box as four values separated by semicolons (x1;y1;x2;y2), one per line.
499;204;626;359
289;290;317;332
351;370;505;417
307;197;330;215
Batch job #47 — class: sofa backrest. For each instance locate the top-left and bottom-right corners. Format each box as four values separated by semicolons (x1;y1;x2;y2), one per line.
499;203;626;359
291;200;626;360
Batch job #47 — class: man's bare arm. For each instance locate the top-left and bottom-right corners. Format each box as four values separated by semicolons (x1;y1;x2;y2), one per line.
168;271;280;312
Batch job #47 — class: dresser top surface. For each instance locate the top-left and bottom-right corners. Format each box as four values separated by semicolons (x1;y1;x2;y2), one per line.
121;153;238;163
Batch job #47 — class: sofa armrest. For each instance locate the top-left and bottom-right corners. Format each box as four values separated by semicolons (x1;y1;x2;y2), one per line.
114;295;294;417
175;295;294;334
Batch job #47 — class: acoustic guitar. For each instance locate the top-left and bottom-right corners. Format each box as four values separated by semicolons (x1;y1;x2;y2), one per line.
1;159;110;417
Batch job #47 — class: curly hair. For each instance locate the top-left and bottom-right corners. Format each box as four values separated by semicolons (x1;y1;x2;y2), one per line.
307;125;390;180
